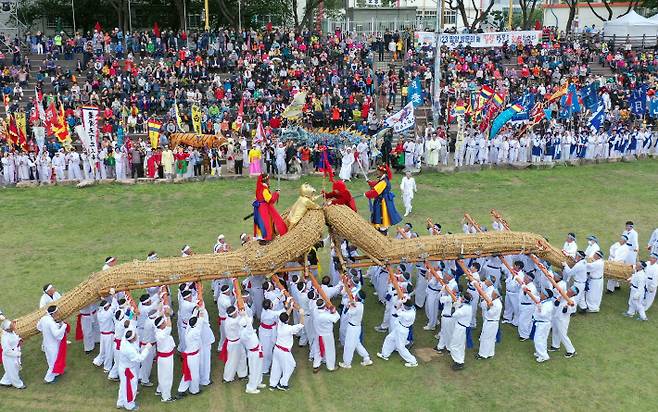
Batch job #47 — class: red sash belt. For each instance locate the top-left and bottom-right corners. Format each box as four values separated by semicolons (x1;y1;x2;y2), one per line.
275;344;290;352
318;335;326;358
125;368;135;403
157;349;175;359
260;322;275;330
218;338;239;363
52;323;71;375
249;345;264;358
114;338;122;350
101;331;113;335
181;349;200;382
75;311;96;341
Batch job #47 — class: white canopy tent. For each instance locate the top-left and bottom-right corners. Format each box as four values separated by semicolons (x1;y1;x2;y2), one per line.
603;10;658;40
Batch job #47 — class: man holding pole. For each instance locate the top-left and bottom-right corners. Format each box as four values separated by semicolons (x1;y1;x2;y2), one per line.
377;300;418;368
339;290;373;369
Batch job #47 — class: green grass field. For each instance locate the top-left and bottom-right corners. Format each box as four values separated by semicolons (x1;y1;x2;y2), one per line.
1;161;658;412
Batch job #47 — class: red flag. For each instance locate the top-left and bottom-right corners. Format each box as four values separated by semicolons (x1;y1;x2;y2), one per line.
7;115;20;146
153;22;160;37
94;21;102;32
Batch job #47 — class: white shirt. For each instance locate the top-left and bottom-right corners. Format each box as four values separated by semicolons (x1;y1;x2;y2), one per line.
39;291;61;308
400;176;417;195
155;326;176;354
275;322;304;349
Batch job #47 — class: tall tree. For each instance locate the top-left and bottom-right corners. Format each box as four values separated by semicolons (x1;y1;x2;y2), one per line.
585;0;638;22
564;0;578;33
519;0;539;29
450;0;496;31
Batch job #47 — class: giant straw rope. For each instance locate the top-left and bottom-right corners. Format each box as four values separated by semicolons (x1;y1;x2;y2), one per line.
12;206;633;339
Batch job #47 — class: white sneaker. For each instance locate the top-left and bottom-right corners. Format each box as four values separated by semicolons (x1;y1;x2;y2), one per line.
245;388;261;394
376;352;389;361
422;325;434;331
404;362;418;368
338;362;351;369
361;359;373;366
257;384;267;389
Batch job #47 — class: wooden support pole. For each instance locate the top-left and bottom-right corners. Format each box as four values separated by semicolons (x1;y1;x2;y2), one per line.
456;259;492;306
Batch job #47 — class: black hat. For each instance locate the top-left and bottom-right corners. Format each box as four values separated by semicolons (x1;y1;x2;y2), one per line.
577;250;586;259
155;316;165;328
595;250;604;258
139;294;150;303
47;305;58;315
181;290;192;299
220;284;230;293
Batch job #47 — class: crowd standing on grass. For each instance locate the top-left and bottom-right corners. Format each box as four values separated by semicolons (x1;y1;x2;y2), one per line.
2;24;658;185
2;195;657;408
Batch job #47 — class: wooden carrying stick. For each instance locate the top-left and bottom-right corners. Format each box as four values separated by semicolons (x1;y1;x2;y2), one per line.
303;263;335;310
232;278;245;311
424;262;457;302
456;259;492;306
490;209;511;231
463;213;539;304
397;227;411;239
270;274;299;310
195;281;204;307
427;218;441;236
330;238;355;303
530;255;575;306
386;264;406;301
490;210;572;306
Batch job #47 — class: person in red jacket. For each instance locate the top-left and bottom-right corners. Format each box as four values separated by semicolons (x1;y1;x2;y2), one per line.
323;179;357;212
253;173;288;241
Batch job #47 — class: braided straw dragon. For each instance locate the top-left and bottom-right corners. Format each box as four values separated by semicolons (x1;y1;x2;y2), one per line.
11;205;633;339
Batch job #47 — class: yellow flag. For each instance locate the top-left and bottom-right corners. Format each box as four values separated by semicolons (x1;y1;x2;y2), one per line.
175;100;185;131
15;111;27;137
191;104;202;134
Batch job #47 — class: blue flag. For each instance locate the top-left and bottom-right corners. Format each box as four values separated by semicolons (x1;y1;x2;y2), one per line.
489;103;523;139
512;93;535;121
560;84;581;118
629;85;647;116
580;81;600;112
649;96;658;118
588;103;605;130
407;77;424;107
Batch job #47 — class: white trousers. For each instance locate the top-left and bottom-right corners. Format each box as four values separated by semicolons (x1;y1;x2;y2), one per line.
156;355;174;401
80;314;99;352
269;346;295;387
585;278;603;312
518;303;534;339
503;292;519;325
627;297;647;320
437;315;454;349
312;334;336;369
551;316;575;353
177;353;200;394
449;324;467;364
245;348;263;391
533;321;551;361
117;366;139;410
258;328;276;372
478;320;498;358
0;355;24;388
139;344;156;383
223;341;247;381
381;326;416;364
343;324;370;365
200;343;212;386
93;333;114;371
424;291;440;328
